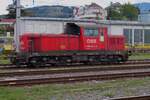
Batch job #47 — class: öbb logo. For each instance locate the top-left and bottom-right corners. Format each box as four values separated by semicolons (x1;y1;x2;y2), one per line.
87;39;97;44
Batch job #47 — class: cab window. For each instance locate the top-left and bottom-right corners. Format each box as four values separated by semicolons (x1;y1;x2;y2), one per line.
84;28;98;36
65;23;80;35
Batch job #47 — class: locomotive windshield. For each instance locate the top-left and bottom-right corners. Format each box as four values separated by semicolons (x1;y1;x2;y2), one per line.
84;28;98;36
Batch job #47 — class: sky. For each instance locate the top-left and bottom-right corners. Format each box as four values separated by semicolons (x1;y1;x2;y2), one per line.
0;0;150;15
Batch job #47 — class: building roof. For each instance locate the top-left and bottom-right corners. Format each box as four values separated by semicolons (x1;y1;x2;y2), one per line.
134;2;150;14
0;19;15;24
0;19;15;23
87;3;103;9
20;17;150;26
25;5;74;18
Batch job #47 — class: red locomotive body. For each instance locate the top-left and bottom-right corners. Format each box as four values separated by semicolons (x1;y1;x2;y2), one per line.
20;28;125;52
11;23;128;66
20;34;80;52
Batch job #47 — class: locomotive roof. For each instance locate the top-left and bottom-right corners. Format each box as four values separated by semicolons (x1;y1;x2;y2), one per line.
68;22;101;28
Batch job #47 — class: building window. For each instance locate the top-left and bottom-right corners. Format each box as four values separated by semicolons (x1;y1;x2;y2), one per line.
134;29;143;44
123;29;132;45
144;29;150;44
84;28;98;36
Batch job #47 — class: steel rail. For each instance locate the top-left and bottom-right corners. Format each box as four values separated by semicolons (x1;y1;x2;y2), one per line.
0;70;150;86
0;63;150;77
110;95;150;100
0;59;150;70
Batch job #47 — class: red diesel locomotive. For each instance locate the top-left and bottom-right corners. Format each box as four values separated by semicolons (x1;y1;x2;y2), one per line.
10;23;128;66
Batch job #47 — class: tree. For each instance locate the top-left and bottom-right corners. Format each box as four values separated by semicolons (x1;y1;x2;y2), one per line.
121;3;139;21
107;3;139;21
107;9;122;20
6;4;33;18
5;4;16;18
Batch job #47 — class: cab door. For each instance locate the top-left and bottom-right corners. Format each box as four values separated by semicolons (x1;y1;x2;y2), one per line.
80;27;99;50
99;27;108;50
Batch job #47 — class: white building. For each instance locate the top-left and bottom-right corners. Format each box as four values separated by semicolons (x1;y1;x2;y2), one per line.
138;13;150;23
135;3;150;23
16;17;150;48
74;3;107;20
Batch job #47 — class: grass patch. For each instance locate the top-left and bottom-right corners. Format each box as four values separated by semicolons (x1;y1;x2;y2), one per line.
102;90;115;98
129;53;150;60
0;54;10;64
0;59;10;64
0;77;150;100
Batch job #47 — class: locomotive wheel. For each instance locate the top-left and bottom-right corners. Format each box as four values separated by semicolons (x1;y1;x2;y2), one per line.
10;57;17;65
28;57;42;67
10;58;23;67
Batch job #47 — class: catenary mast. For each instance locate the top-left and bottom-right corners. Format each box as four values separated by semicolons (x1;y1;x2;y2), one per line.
15;0;21;52
15;0;35;52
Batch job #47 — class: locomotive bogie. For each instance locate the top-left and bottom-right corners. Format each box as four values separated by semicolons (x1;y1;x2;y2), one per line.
10;50;128;67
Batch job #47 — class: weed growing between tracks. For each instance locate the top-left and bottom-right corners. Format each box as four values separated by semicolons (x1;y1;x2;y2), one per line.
129;53;150;60
0;77;149;100
0;54;10;64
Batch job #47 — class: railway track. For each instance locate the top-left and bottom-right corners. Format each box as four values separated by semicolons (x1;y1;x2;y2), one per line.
0;63;150;77
0;63;150;86
0;59;150;70
110;95;150;100
0;69;150;86
0;59;149;86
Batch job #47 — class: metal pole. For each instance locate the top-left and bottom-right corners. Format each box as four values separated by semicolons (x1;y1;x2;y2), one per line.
15;0;21;52
142;28;145;46
132;29;134;46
